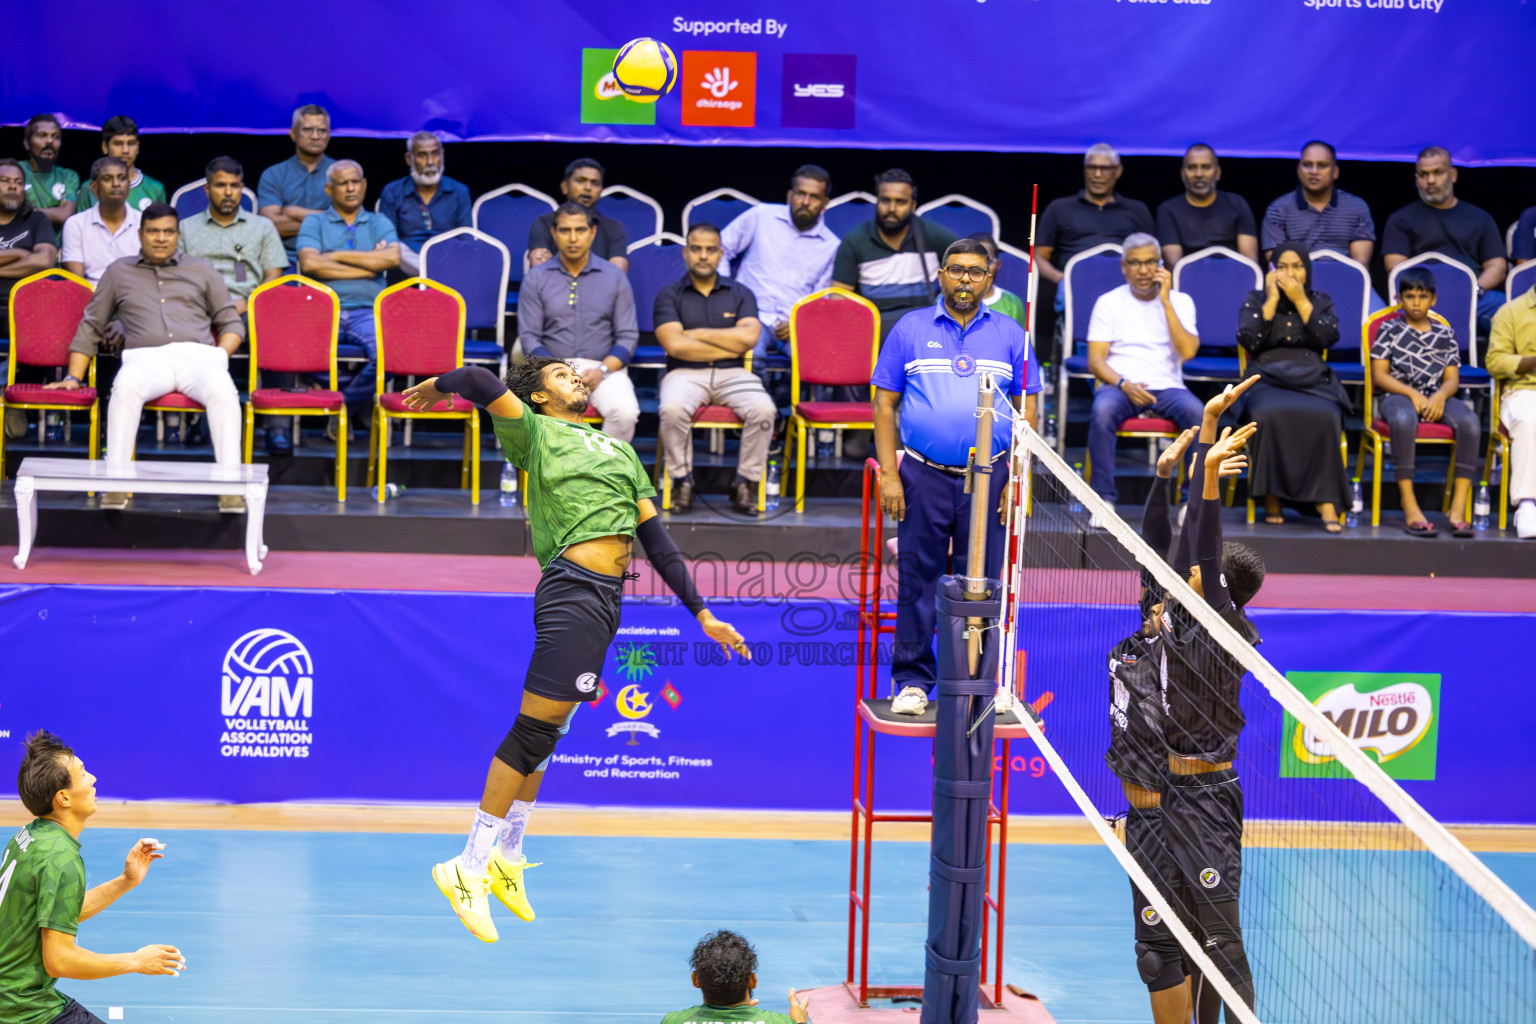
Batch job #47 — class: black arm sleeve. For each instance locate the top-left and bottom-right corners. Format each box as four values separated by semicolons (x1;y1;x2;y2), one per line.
1141;473;1174;559
1190;454;1232;612
1172;442;1211;574
435;365;508;409
635;516;706;617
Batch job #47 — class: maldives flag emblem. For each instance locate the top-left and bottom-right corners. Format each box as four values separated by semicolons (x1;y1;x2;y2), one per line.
661;682;683;710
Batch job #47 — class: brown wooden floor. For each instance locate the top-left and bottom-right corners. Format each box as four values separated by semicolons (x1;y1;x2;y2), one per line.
5;799;1532;851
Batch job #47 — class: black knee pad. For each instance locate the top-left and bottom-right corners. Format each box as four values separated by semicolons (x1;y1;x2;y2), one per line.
1195;900;1254;1007
495;714;564;775
1134;939;1186;992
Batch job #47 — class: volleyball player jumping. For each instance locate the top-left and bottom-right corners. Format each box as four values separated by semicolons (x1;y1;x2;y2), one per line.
1107;425;1245;1024
403;359;749;943
1156;380;1265;1023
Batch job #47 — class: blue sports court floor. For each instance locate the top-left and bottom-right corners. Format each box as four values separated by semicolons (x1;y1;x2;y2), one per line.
64;829;1536;1024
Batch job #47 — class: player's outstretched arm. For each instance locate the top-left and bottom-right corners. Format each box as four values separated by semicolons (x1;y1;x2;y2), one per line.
41;929;185;980
635;498;751;661
403;366;522;419
80;838;164;922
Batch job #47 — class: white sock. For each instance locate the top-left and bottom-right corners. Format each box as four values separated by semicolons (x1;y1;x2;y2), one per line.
461;809;500;875
1521;499;1535;510
497;800;535;862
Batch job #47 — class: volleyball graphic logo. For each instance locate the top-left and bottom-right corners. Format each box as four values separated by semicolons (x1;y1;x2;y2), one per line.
612;37;678;103
224;628;313;680
221;628;315;719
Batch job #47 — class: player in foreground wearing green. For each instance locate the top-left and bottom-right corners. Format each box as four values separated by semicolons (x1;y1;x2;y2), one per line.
404;359;750;943
0;732;183;1024
661;931;810;1024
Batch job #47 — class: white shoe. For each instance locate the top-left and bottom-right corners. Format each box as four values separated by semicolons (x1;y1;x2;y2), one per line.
1516;503;1536;540
891;686;929;715
994;685;1017;716
100;492;128;511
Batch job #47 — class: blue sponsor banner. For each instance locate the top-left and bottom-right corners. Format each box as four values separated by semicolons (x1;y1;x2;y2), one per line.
0;585;1528;823
5;1;1533;164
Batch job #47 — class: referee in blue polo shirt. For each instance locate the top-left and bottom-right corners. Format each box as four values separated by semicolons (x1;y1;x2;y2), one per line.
872;238;1040;715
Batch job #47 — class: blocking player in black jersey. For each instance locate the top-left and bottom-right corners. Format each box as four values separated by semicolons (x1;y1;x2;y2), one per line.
1158;379;1266;1024
1108;426;1246;1024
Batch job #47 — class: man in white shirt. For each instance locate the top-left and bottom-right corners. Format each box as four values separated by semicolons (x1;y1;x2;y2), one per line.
719;164;839;361
60;157;141;284
1085;232;1202;505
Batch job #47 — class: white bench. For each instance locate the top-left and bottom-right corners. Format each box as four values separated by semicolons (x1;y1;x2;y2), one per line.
13;458;271;575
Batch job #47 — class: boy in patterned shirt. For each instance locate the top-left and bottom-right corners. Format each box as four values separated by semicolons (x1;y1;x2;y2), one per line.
404;359;751;943
0;732;182;1024
1369;267;1482;537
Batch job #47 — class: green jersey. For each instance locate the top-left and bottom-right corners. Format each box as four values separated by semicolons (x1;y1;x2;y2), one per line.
20;162;80;210
984;286;1027;327
77;169;167;214
492;411;654;569
659;1005;795;1024
0;820;85;1024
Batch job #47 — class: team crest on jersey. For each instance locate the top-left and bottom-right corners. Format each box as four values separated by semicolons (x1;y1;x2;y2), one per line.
51;182;67;200
952;353;976;377
575;672;598;693
1141;906;1161;926
1199;867;1221;889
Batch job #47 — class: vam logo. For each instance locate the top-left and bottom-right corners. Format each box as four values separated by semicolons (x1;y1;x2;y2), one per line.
222;628;312;717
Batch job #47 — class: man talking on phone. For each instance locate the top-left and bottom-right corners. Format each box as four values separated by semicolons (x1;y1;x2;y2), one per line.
1084;232;1202;510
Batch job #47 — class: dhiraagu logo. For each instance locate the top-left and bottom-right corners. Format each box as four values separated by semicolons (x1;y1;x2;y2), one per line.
1281;672;1439;781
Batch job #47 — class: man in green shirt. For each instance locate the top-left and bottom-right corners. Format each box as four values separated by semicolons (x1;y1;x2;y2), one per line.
74;116;166;214
660;930;810;1024
0;732;182;1024
404;359;750;944
19;114;79;230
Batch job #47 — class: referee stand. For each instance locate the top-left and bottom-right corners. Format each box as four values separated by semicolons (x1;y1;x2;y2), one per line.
792;377;1055;1024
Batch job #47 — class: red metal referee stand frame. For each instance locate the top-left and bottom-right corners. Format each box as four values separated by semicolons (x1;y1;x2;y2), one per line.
851;457;1035;1012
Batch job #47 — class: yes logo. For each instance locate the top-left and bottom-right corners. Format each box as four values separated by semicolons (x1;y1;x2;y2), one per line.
1281;672;1440;780
682;51;757;127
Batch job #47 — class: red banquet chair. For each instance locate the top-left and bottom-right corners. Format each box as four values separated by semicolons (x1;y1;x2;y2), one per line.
1356;304;1462;527
658;351;766;513
368;278;477;504
1;269;98;475
787;287;881;512
244;275;347;500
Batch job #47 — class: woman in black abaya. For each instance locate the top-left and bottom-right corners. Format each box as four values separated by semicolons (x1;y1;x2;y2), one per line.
1235;242;1352;531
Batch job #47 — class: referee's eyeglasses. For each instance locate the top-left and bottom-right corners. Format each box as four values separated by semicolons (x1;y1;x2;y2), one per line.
943;264;989;283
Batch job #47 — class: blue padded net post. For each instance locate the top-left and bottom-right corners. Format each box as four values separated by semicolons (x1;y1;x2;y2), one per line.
921;575;1000;1024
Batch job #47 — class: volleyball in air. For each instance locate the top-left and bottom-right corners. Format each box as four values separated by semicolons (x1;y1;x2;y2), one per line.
612;37;677;103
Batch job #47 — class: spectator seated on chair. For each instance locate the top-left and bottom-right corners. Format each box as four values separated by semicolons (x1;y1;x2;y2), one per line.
519;201;639;441
1369;267;1481;537
1261;141;1376;267
378;131;470;276
655;223;773;515
1487;283;1536;538
661;930;809;1024
1155;143;1259;268
180;156;289;452
1235;242;1350;531
1382;146;1507;334
0;157;62;441
1085;232;1202;505
74;115;166;214
297;160;400;423
257;104;336;263
969;232;1027;326
19;113;79;231
61;157;141;285
1035;143;1155;318
831;167;958;342
526;158;629;273
719;163;839;362
45;204;245;512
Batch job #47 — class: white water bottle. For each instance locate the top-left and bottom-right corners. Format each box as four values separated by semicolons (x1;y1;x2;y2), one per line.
765;460;781;511
1345;480;1363;528
499;463;519;507
1473;484;1491;531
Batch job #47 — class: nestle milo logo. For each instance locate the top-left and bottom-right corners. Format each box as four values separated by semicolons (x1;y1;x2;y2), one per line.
1281;672;1440;781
